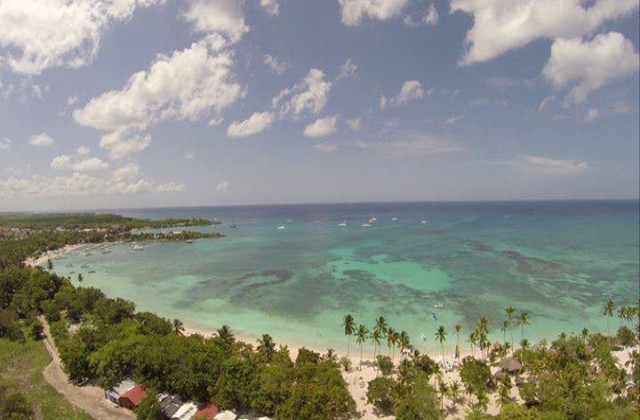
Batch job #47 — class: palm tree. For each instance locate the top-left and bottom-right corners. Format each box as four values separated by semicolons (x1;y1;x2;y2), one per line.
257;334;276;362
343;314;355;357
386;327;396;357
505;307;515;353
217;325;235;347
520;338;529;351
500;320;509;344
516;311;530;341
355;324;369;369
455;323;462;361
436;326;447;366
604;299;615;335
371;328;382;362
468;331;478;358
375;316;388;337
172;319;184;335
438;380;448;411
391;330;400;362
581;327;589;345
399;331;410;360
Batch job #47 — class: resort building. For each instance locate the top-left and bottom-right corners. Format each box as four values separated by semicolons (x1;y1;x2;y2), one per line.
193;404;220;420
119;385;147;411
104;379;135;405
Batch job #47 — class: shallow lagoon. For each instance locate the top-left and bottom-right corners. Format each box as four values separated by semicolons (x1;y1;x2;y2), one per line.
54;201;640;354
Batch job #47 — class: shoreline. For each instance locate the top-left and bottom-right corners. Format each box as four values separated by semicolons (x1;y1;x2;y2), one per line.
25;247;639;419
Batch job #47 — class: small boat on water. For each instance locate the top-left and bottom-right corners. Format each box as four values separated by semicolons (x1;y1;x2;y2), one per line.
277;225;286;230
433;304;444;309
185;239;194;244
229;223;237;228
338;221;348;228
420;333;427;341
132;244;144;251
392;217;398;221
361;223;372;228
430;312;438;321
368;216;377;224
421;220;428;225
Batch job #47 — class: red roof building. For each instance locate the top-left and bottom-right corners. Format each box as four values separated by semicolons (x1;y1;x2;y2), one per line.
193;404;220;420
119;385;147;411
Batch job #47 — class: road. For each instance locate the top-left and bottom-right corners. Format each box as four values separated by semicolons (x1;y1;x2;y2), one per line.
39;316;135;420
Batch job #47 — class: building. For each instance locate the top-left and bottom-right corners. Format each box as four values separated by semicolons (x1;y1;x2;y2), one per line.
159;394;184;419
104;379;135;405
193;404;219;420
119;385;147;411
214;411;238;420
172;402;198;420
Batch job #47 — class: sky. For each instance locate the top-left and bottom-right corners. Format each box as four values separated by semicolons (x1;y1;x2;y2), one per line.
0;0;638;211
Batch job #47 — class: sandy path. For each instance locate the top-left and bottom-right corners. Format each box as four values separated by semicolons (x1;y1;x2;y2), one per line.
39;316;134;420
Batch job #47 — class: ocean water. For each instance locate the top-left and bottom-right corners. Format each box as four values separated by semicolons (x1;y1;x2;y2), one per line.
53;201;640;355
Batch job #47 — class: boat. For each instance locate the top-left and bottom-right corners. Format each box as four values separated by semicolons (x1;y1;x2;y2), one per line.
132;244;144;251
229;223;237;228
392;217;398;221
361;223;372;228
433;304;444;309
368;216;377;224
277;225;286;230
420;333;427;341
421;220;427;225
185;239;194;244
430;312;438;321
338;221;348;227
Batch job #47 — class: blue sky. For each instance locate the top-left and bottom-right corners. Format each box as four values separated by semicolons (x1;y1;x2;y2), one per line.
0;0;638;211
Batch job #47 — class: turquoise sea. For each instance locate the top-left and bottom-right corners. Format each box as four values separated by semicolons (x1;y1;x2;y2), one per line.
53;201;639;355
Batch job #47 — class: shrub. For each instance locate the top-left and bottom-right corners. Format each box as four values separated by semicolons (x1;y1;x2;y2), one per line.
375;355;394;376
339;356;352;372
367;377;397;415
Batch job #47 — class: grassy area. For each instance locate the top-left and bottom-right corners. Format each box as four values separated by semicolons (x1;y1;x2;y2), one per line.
0;338;90;420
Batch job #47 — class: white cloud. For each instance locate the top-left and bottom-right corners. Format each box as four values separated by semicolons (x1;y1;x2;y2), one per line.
273;69;332;117
264;54;290;75
227;112;275;137
216;179;230;192
208;115;225;126
314;143;340;153
381;80;424;110
183;0;248;42
519;155;589;176
100;131;151;160
304;116;339;138
404;3;438;27
346;117;362;131
584;108;599;123
51;155;109;172
156;182;186;192
67;96;78;106
0;138;11;150
338;0;410;26
444;114;464;124
29;132;54;147
260;0;280;16
74;38;245;133
0;167;183;198
543;32;639;106
76;146;90;156
184;151;196;160
537;95;556;113
0;0;164;75
451;0;639;65
357;133;461;156
337;58;359;80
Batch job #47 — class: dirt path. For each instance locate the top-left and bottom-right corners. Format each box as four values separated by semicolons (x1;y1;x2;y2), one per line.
39;316;135;420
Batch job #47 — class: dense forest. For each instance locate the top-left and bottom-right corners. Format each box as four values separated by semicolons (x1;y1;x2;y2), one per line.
0;213;638;419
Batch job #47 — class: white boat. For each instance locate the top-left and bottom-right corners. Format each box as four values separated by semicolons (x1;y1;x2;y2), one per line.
361;223;372;228
277;225;286;230
132;244;144;251
392;217;398;221
338;221;348;228
433;304;444;309
421;220;427;225
368;216;377;224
